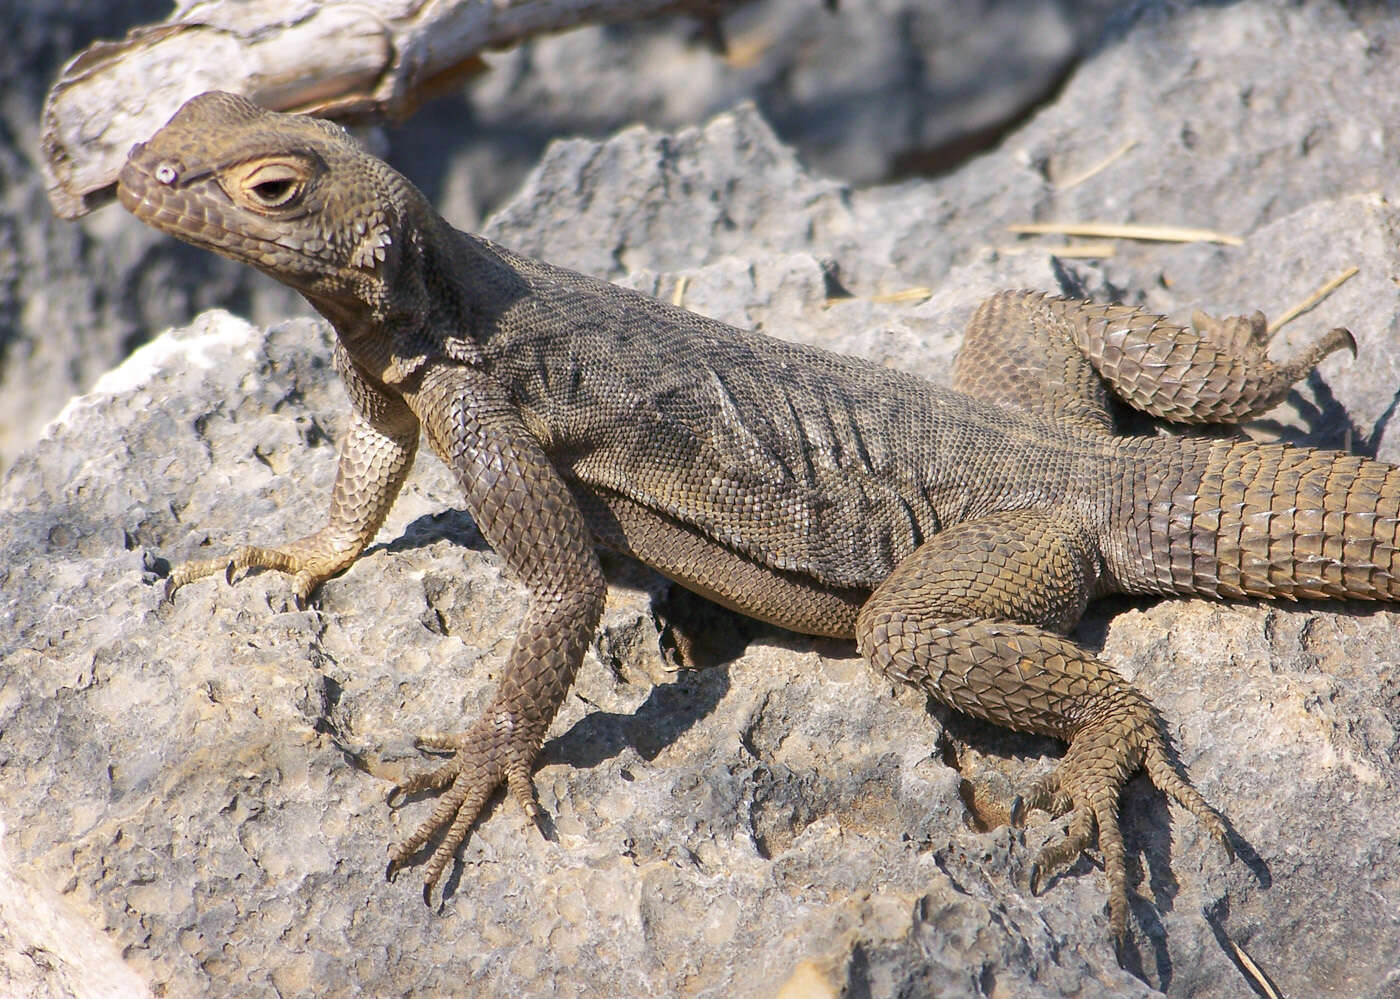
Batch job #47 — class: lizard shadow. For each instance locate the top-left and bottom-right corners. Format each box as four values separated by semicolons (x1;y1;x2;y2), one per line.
368;512;741;770
376;508;1296;985
1245;367;1397;455
540;584;748;771
1203;898;1288;999
362;508;747;774
541;663;732;770
1111;366;1382;454
374;508;489;557
374;510;1269;986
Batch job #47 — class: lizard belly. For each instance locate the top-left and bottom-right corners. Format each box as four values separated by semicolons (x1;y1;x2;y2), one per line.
573;485;866;637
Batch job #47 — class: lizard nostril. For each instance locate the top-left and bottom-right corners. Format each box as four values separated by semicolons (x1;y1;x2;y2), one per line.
155;163;179;185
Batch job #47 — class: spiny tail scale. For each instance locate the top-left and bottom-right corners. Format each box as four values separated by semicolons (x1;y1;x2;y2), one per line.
1137;438;1400;601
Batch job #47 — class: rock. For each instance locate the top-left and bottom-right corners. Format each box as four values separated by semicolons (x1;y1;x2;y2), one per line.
0;835;153;999
419;0;1122;225
4;2;1400;997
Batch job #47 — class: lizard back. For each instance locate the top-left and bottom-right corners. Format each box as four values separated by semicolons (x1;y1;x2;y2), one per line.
474;240;1113;588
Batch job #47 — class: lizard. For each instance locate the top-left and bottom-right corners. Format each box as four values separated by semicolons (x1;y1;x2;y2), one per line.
114;91;1394;942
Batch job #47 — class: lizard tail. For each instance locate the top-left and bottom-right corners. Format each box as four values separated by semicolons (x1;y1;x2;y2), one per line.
1156;440;1400;601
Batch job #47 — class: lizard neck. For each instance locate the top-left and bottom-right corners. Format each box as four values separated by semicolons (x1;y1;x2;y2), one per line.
310;209;497;383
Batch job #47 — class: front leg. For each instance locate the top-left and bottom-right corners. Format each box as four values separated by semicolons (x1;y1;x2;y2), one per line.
389;363;606;895
167;351;420;606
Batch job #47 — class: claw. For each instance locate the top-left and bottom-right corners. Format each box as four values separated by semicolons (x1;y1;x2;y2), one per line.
507;758;542;823
1112;930;1130;967
1010;794;1026;827
162;577;180;603
1247;310;1269;344
225;561;239;585
1029;861;1043;896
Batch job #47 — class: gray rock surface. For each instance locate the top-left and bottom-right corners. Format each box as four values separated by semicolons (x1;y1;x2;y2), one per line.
4;1;1400;997
419;0;1122;227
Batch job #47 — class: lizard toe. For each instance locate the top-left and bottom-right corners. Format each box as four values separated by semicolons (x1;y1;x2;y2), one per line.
1143;738;1233;862
388;755;501;889
1027;708;1225;940
168;532;362;604
387;715;544;896
1012;769;1072;825
1029;794;1096;895
506;757;542;824
1022;711;1149;938
162;575;183;603
387;755;461;804
1029;776;1133;940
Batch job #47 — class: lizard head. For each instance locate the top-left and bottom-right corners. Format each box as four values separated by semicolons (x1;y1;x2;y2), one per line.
118;91;416;320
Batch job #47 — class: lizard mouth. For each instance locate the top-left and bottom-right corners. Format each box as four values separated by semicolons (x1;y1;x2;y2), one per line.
115;146;158;222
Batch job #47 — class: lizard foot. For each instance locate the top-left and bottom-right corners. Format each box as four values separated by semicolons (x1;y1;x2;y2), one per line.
386;716;542;901
1015;714;1231;940
1191;308;1356;362
163;529;361;607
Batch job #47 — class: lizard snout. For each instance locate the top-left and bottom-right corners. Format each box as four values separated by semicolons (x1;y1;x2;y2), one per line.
115;157;149;217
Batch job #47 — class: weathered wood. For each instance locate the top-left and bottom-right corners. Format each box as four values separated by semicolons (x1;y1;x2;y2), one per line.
41;0;734;218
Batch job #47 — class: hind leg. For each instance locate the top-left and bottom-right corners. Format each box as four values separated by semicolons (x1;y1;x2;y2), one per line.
855;509;1230;938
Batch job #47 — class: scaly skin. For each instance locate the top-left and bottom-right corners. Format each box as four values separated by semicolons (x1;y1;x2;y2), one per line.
116;92;1396;942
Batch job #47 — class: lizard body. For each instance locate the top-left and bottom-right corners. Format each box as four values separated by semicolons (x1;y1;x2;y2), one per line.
116;92;1392;940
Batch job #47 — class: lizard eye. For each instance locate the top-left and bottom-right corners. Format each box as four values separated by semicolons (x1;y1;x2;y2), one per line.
251;177;297;204
240;162;307;209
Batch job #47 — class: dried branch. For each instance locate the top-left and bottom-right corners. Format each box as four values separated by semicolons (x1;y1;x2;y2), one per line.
42;0;738;218
1005;221;1243;246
